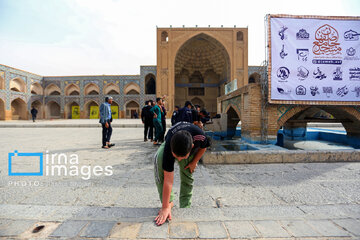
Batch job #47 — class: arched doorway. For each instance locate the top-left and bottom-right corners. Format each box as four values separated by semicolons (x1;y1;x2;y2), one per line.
84;83;100;95
174;33;230;114
145;74;156;94
65;101;80;119
30;82;43;95
125;101;139;119
84;100;99;119
226;106;241;138
248;72;261;84
103;83;120;95
11;98;27;120
46;101;61;119
45;84;61;96
30;100;43;120
0;98;5;120
10;78;26;93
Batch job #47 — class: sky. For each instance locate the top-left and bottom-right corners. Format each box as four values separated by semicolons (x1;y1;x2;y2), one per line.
0;0;359;76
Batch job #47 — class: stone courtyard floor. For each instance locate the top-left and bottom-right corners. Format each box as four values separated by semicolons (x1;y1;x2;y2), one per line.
0;126;359;239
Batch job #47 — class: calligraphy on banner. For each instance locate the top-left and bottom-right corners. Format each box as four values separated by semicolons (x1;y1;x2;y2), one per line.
269;16;360;102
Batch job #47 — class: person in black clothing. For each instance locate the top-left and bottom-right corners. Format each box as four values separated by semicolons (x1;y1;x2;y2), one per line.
153;122;211;225
30;107;38;122
160;99;167;142
141;100;153;142
175;101;194;124
171;106;179;126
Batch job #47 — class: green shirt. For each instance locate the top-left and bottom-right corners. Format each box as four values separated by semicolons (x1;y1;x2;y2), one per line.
150;105;162;122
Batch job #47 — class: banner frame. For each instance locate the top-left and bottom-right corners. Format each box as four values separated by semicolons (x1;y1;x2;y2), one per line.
267;14;360;105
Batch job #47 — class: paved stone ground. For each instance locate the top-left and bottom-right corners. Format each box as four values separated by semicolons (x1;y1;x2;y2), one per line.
0;127;359;239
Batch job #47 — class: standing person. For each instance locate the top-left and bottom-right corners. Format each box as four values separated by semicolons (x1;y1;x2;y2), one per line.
141;100;153;142
171;106;179;126
160;99;167;142
176;101;194;124
30;107;38;122
99;96;115;149
154;121;211;226
133;110;139;119
150;98;163;145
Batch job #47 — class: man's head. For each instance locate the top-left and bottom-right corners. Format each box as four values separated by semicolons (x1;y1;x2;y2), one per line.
184;101;193;109
175;106;179;111
105;96;113;104
199;109;208;118
170;130;194;160
195;105;201;112
156;97;162;105
145;100;149;105
147;100;152;106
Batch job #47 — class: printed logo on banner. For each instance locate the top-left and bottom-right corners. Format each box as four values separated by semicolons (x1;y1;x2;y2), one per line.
323;87;333;98
297;66;309;80
313;67;327;80
333;67;343;81
344;29;360;41
296;29;310;40
313;24;342;55
277;67;290;81
336;86;349;97
297;49;309;61
277;87;291;94
344;47;359;61
296;85;306;95
278;26;288;40
349;67;360;81
353;87;360;97
310;86;320;96
280;44;288;59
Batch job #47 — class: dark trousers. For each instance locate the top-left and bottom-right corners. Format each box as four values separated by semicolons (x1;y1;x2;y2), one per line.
32;115;36;122
102;121;112;147
153;119;163;142
160;119;166;141
144;121;153;140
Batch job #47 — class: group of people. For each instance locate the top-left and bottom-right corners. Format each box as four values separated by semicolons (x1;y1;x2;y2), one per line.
141;98;167;145
141;98;211;145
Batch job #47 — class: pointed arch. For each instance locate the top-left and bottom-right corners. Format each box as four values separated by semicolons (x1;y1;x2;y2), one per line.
65;101;80;119
64;83;80;96
124;100;140;119
84;83;100;95
11;98;27;120
84;100;99;119
10;77;26;93
0;74;5;90
103;83;120;95
30;100;43;119
145;73;156;94
45;83;61;96
124;82;140;95
46;101;61;119
30;82;43;95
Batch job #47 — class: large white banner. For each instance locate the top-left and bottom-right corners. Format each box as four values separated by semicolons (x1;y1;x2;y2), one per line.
269;16;360;102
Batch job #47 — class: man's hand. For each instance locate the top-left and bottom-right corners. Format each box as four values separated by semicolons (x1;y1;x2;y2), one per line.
105;122;109;128
155;207;172;226
154;113;157;119
184;161;197;173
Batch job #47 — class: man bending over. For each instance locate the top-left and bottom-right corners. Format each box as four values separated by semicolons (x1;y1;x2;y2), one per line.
153;121;211;225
